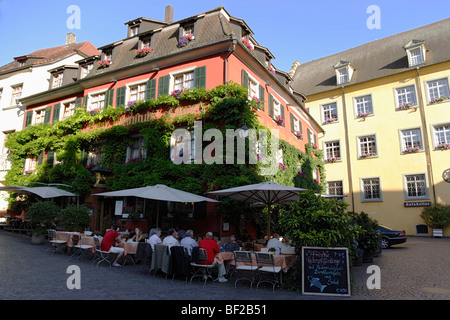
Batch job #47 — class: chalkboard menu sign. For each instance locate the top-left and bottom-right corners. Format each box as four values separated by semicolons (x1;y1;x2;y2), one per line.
302;247;351;297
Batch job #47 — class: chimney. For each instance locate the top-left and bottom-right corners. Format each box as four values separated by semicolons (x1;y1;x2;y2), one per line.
165;5;173;23
66;33;76;45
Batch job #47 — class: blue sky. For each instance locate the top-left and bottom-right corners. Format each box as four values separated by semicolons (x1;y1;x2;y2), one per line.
0;0;449;72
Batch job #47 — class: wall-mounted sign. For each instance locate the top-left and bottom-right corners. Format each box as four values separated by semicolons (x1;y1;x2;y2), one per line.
404;201;431;207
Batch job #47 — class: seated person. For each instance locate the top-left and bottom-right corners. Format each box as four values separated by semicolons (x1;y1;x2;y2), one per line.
199;232;228;283
266;233;284;255
148;228;162;250
224;234;241;252
162;228;179;251
131;227;145;242
180;229;198;256
100;224;124;267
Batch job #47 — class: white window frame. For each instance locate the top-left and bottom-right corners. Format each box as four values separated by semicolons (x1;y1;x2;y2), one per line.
34;108;46;125
360;177;382;202
321;102;338;124
327;180;344;201
432;122;450;149
357;134;377;158
126;135;147;162
24;155;38;173
52;72;64;88
276;148;284;164
408;47;424;66
324;140;341;162
273;98;281;118
395;85;417;109
87;144;104;166
170;67;196;92
403;173;429;200
354;95;374;118
130;25;140;37
81;64;93;79
127;81;147;104
62;99;76;120
10;84;22;107
426;78;450;104
170;128;196;163
337;67;348;84
87;89;107;112
399;127;423;153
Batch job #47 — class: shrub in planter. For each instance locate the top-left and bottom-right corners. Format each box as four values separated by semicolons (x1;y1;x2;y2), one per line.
59;205;91;232
348;211;381;263
26;201;60;236
420;204;450;234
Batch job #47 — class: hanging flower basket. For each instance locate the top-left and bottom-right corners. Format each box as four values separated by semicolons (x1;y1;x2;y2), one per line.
97;59;111;68
135;47;153;58
177;33;195;48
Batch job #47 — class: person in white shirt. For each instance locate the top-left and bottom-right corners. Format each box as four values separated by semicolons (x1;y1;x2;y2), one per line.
162;228;179;252
148;228;162;250
180;229;198;256
267;233;284;255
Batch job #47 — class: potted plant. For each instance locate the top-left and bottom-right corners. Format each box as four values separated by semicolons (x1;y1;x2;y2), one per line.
349;211;381;262
58;204;91;232
26;201;60;244
420;204;450;238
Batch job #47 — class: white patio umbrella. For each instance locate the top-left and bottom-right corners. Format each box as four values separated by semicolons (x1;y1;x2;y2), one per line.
207;181;306;236
94;184;218;227
0;185;77;198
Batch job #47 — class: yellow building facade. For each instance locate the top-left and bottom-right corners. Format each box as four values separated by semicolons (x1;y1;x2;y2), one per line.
291;19;450;236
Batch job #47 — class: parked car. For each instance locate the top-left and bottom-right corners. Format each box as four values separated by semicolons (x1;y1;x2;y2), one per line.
378;225;407;249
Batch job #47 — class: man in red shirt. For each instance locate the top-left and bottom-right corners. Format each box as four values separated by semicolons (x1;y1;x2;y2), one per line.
199;231;227;282
101;224;124;267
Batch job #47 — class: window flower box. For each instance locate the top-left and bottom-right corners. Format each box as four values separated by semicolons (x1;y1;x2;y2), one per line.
430;96;449;105
177;33;195;48
398;102;415;110
274;115;285;126
360;152;377;158
279;163;286;171
135;47;153;58
294;130;303;140
437;142;450;150
97;59;111;68
323;117;338;124
251;96;263;110
325;156;340;163
241;38;254;52
267;66;276;76
357;111;372;119
403;146;421;153
89;107;101;116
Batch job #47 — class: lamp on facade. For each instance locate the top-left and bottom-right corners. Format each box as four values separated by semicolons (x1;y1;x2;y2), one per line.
238;120;249;139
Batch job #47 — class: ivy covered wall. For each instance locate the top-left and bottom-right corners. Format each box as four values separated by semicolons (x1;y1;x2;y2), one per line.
5;83;325;234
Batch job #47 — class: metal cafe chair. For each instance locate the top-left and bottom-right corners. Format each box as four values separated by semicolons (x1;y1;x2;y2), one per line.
255;252;282;291
46;229;67;255
233;250;258;289
190;247;215;285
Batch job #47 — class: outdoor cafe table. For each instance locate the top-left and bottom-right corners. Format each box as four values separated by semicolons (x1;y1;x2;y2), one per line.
215;251;296;273
56;231;96;253
117;241;139;256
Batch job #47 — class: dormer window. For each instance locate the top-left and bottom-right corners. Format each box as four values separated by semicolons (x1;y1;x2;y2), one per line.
52;72;64;88
183;23;194;36
130;25;140;37
81;63;93;79
334;61;354;85
404;40;426;67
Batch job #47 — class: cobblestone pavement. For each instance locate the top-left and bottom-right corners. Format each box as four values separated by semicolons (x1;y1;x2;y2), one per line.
1;230;450;302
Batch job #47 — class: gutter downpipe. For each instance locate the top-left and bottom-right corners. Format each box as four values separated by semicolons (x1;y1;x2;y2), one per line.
415;67;437;204
341;85;355;211
224;37;237;85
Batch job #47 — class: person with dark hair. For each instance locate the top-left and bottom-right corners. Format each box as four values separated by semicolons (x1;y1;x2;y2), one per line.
224;234;241;252
162;228;179;251
101;224;124;267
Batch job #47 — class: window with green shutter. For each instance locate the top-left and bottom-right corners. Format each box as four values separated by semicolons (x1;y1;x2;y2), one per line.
116;87;126;107
158;75;170;97
105;89;114;108
258;85;265;111
52;103;61;123
25;111;33;128
74;97;82;109
194;66;206;89
82;95;89;109
44;106;52;124
241;69;249;88
46;151;55;166
146;79;156;100
37;151;44;166
268;94;274;118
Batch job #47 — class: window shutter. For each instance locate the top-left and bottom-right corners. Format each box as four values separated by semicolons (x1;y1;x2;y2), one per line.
241;69;249;88
158;75;170;97
105;89;114;108
74;97;82;109
290;113;295;133
268;94;274;118
194;66;206;89
146;79;156;100
52;103;61;123
83;95;89;109
307;128;312;144
116;87;126;107
44;106;52;124
25;111;33;128
37;151;44;166
46;151;55;166
280;105;285;122
258;85;265;111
